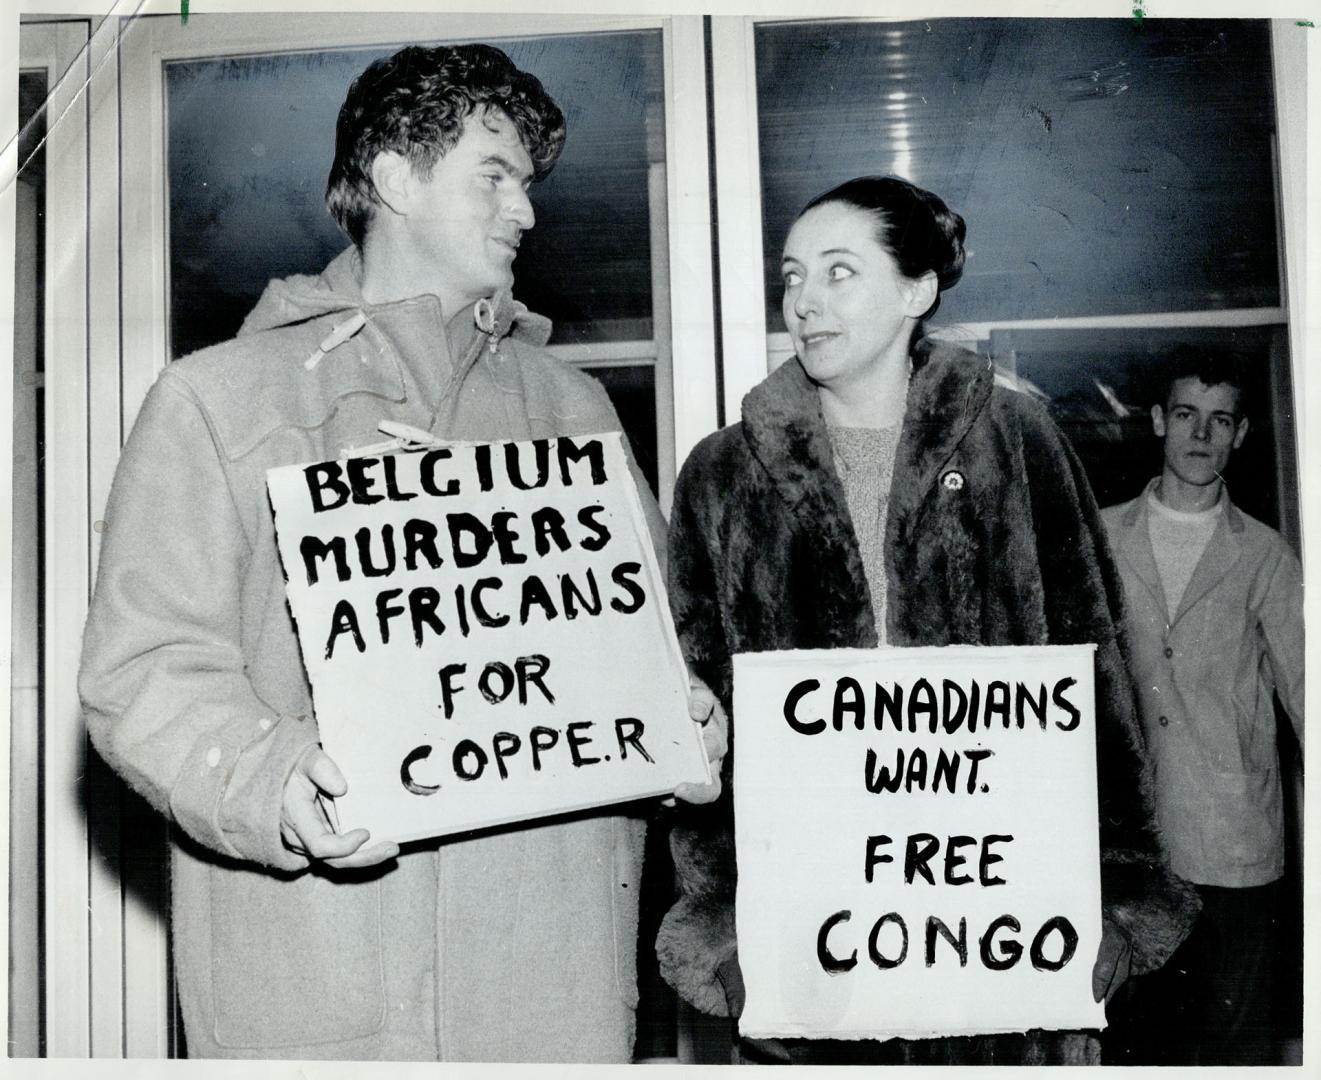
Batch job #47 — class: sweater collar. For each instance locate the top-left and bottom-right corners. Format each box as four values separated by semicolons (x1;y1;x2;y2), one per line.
1116;476;1246;625
1120;476;1246;534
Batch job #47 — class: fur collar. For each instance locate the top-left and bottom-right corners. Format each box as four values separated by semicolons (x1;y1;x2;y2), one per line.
740;339;995;544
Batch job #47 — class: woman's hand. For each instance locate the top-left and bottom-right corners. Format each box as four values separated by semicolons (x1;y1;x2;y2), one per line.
1091;916;1133;1003
673;674;729;805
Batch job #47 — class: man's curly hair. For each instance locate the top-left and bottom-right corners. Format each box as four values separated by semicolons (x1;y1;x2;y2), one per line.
326;43;566;247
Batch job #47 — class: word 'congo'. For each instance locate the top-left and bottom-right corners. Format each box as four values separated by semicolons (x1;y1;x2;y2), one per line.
816;911;1079;975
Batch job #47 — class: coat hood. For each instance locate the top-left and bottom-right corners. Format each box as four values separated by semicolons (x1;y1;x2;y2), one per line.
238;246;553;352
239;247;367;335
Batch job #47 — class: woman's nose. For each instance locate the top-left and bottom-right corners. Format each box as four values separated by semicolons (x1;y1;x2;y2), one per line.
792;281;821;319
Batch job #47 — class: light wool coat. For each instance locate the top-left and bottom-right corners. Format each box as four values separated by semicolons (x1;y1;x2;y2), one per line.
80;250;663;1061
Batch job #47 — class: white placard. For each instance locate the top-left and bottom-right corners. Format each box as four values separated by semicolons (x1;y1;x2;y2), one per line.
267;432;709;845
734;645;1106;1041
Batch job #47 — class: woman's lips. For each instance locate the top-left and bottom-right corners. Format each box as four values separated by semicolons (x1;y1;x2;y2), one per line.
800;331;838;347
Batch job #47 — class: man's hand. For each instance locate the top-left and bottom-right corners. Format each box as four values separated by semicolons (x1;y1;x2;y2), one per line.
1091;916;1133;1004
281;745;399;869
673;674;729;805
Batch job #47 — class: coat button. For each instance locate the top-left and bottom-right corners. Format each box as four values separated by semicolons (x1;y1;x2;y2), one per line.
205;746;222;767
1163;646;1174;658
1158;716;1169;727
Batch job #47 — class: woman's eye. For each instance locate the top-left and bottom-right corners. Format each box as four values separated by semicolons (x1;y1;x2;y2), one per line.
829;264;855;281
783;270;802;288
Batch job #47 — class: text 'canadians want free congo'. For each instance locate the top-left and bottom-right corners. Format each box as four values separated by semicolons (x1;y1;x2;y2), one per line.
785;671;1087;977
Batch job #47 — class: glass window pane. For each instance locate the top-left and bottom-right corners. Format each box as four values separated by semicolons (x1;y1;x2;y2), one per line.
166;29;663;358
755;18;1279;331
12;66;48;1060
992;325;1286;526
586;364;657;497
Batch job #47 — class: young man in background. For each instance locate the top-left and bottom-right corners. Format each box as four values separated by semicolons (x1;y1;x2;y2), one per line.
1102;347;1303;1065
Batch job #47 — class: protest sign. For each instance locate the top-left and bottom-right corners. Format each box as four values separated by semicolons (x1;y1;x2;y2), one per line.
266;432;709;845
733;645;1105;1041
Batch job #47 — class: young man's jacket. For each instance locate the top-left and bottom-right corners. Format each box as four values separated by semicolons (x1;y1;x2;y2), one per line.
1102;481;1304;888
656;342;1199;1065
79;249;664;1061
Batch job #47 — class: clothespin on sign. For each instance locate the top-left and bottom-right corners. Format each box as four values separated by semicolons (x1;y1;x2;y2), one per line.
305;311;369;371
379;420;445;447
341;420;445;459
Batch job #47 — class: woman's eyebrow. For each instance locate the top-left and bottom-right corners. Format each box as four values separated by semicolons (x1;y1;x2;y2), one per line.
782;247;859;263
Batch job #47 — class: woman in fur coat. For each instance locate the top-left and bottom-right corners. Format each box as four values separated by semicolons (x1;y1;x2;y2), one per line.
655;177;1198;1065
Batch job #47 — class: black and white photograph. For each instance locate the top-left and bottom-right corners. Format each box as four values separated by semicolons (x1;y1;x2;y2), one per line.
2;0;1314;1072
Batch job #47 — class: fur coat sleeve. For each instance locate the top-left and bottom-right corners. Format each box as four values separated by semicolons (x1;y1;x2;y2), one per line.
1007;391;1199;979
656;346;1199;1047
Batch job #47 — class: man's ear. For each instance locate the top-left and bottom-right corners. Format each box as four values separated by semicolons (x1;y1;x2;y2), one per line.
369;151;413;218
1232;415;1249;450
904;270;939;319
1151;403;1166;438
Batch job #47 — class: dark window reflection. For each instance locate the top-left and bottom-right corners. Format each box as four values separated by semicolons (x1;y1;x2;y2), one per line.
756;19;1279;331
166;31;662;359
992;325;1287;527
586;364;657;497
13;66;48;1060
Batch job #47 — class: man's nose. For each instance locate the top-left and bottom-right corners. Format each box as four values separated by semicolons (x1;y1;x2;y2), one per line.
505;186;535;230
1192;416;1211;440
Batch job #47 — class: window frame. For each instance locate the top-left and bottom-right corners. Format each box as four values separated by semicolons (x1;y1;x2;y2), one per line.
15;8;1311;1062
709;14;1306;549
13;17;107;1061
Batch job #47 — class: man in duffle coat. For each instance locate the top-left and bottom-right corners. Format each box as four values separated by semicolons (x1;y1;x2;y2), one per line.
79;42;724;1062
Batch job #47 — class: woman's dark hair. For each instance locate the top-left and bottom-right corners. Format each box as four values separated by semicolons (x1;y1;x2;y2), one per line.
326;44;566;247
799;175;966;318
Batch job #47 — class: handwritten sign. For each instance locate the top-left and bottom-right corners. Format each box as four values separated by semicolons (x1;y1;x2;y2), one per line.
267;433;709;845
733;645;1105;1041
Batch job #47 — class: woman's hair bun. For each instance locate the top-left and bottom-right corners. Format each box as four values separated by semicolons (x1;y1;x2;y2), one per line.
800;176;966;293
